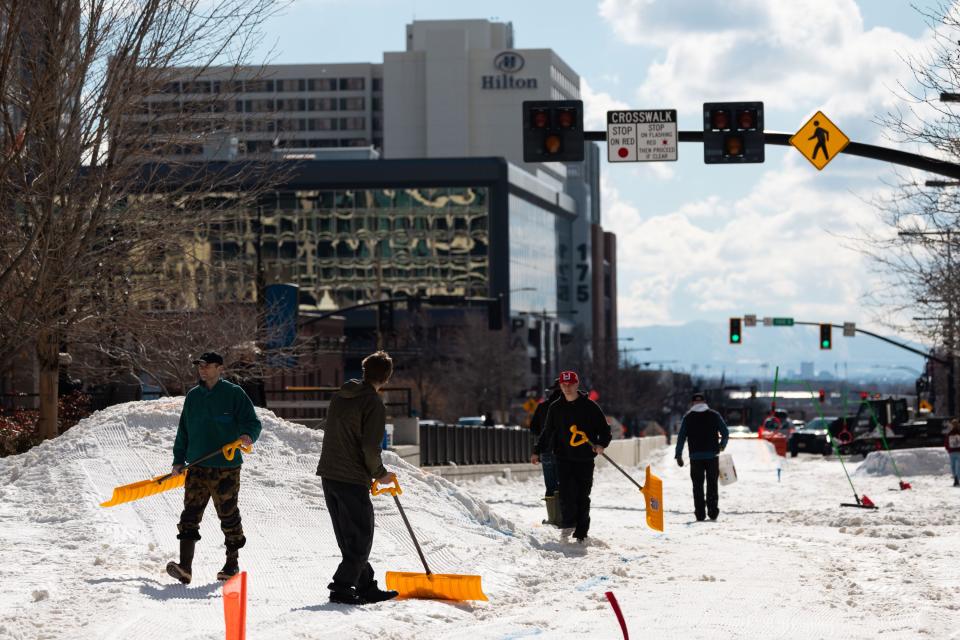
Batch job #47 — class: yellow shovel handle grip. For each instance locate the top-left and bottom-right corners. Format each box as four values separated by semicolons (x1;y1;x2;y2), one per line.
569;425;590;447
371;477;402;496
222;439;254;461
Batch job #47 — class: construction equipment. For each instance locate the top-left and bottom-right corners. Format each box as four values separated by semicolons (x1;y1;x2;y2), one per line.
569;425;664;532
100;439;253;508
372;478;488;601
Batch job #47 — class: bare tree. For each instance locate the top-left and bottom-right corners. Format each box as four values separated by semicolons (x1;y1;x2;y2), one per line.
0;0;285;437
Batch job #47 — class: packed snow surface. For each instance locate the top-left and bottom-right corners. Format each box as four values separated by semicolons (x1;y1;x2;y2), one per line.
1;400;959;639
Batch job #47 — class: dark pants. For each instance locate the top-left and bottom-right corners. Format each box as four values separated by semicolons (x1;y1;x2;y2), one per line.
322;477;376;594
541;452;559;497
557;458;594;537
177;466;245;549
690;458;720;520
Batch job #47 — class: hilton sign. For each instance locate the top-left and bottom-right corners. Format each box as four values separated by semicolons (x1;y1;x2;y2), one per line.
481;51;538;90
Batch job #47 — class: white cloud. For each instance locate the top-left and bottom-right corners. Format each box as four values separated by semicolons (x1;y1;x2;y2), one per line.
603;167;898;328
593;0;940;333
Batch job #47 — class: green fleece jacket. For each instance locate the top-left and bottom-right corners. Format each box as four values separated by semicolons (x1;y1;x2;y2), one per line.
315;380;388;486
172;379;262;468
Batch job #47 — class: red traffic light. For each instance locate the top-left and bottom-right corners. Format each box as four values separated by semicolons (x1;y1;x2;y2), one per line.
556;109;575;129
736;109;757;130
710;110;730;131
531;110;549;128
818;389;826;403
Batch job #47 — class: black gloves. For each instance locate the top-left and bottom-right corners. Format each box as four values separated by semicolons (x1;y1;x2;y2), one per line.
676;456;684;467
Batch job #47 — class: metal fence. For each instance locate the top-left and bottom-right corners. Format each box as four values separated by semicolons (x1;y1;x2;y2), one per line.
419;423;533;466
265;386;412;421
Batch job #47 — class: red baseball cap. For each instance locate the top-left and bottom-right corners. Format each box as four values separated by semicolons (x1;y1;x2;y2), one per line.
559;370;579;384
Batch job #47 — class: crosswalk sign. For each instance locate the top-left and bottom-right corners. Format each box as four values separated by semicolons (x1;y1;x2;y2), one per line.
789;110;849;170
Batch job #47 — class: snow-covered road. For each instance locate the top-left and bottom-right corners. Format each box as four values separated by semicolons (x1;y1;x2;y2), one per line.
1;400;958;639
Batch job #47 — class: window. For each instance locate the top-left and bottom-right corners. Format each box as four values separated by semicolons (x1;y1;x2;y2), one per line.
276;79;306;92
339;138;368;147
307;139;338;148
245;79;274;93
244;99;274;113
339;97;364;111
339;77;365;91
338;117;365;131
308;98;337;111
308;78;337;91
276;98;306;111
372;78;382;91
182;80;211;94
307;118;337;131
371;97;383;111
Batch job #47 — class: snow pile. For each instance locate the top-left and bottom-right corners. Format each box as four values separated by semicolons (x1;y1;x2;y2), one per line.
2;403;960;639
853;447;951;478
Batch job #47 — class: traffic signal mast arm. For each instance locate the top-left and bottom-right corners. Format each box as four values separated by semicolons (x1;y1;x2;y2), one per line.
583;131;960;179
785;321;950;366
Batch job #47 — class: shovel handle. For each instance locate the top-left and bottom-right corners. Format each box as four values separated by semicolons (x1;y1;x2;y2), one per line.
158;438;253;484
371;477;402;496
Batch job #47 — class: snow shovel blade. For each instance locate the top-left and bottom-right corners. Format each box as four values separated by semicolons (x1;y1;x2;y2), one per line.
99;472;186;507
385;570;487;601
640;465;664;532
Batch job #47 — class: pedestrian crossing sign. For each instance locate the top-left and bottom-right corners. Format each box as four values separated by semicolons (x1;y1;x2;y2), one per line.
789;110;849;170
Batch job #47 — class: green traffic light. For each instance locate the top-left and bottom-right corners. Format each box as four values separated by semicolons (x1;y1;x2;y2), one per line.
821;340;830;348
732;334;740;343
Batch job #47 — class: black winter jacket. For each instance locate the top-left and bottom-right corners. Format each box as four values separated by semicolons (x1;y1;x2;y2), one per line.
536;392;611;461
530;390;563;437
316;380;388;486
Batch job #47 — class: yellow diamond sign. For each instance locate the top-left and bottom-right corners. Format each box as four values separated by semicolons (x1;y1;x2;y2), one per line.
789;110;849;170
523;398;539;414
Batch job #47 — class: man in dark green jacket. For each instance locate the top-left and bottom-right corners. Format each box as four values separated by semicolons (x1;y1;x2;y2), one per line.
166;351;262;585
316;350;398;605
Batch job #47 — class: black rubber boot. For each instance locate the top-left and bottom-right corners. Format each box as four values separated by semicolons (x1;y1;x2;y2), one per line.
358;582;399;604
217;549;240;581
166;539;196;585
954;476;959;487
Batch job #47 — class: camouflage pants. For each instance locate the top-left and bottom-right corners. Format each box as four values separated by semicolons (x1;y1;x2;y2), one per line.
176;466;245;550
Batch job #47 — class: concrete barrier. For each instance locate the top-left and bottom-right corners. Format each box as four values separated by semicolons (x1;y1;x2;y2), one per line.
595;436;667;470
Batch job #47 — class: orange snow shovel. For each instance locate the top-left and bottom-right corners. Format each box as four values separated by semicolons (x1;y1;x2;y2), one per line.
99;439;253;508
570;425;664;532
372;478;488;601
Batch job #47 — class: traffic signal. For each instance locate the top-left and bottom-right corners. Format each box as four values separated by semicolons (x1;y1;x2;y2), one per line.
819;323;832;350
703;101;764;164
523;100;584;162
487;296;503;331
818;389;826;403
729;317;742;344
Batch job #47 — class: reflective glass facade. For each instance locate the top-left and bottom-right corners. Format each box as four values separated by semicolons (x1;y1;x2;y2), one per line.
508;194;559;315
202;186;490;307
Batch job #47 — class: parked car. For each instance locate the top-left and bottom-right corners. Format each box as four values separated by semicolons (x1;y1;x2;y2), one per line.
456;416;485;427
789;417;835;456
727;425;757;439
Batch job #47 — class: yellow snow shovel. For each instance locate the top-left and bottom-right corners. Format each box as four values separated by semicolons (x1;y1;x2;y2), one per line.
372;478;488;601
570;425;664;532
99;439;253;508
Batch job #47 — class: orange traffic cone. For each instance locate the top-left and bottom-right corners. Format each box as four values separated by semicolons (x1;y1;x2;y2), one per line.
223;571;247;640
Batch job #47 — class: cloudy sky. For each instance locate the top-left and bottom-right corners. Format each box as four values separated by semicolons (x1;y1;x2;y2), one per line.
257;0;941;333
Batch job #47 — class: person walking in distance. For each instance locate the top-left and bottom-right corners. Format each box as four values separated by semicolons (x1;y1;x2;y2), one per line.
166;351;262;585
531;370;611;543
945;419;960;487
675;391;729;521
530;378;562;524
316;351;399;605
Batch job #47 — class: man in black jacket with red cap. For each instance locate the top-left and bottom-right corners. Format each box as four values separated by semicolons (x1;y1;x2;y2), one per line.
531;370;611;542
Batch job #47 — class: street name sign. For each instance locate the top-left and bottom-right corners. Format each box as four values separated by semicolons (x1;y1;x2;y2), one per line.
607;109;678;163
789;110;850;170
772;317;794;326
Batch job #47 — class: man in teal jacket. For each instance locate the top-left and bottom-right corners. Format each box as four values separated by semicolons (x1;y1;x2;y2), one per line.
166;351;262;585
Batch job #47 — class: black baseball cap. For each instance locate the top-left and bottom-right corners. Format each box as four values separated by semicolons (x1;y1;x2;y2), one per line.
192;352;224;366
